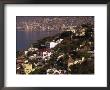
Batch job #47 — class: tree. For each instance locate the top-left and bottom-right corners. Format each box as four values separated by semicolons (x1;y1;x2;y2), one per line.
31;67;46;74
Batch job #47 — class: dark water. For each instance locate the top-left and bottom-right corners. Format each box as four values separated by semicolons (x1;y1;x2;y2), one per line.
16;30;61;51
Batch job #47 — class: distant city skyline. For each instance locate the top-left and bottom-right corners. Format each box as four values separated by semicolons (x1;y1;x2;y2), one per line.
16;16;94;31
